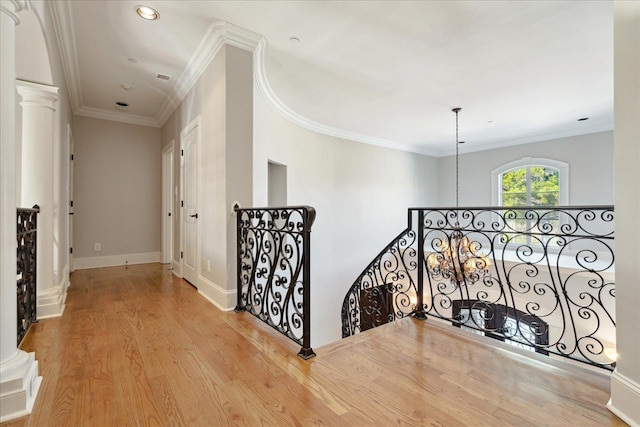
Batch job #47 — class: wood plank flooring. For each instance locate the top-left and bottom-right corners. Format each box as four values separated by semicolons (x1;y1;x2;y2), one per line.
3;263;625;426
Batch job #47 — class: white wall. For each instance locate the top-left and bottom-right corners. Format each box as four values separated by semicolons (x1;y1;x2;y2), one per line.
73;116;161;264
437;131;614;207
610;1;640;425
254;95;438;347
161;45;253;307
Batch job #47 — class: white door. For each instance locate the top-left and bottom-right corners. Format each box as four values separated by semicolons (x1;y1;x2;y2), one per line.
162;143;174;264
181;119;200;286
68;125;75;272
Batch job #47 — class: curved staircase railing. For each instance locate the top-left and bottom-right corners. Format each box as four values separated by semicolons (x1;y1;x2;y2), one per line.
342;206;616;370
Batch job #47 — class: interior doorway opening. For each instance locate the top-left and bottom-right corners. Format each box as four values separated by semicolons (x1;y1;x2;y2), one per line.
268;161;287;207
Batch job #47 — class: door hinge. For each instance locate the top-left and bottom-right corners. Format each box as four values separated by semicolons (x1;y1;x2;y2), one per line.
70;154;74;161
180;251;184;259
181;200;184;207
181;149;184;156
70;200;74;208
70;247;73;254
168;212;171;217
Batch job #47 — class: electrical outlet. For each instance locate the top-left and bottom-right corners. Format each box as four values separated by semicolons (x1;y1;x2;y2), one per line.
94;243;101;251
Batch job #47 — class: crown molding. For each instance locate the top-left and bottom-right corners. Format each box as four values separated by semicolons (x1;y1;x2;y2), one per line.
0;0;31;24
76;105;158;128
49;0;82;113
252;39;437;157
435;124;614;158
155;21;262;128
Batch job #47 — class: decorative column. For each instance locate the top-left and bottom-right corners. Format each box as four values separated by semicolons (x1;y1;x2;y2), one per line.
16;80;61;319
0;1;42;422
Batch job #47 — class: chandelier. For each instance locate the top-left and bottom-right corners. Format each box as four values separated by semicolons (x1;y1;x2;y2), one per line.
426;108;491;287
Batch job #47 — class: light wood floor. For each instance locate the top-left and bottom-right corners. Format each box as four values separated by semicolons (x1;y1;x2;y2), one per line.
3;263;624;426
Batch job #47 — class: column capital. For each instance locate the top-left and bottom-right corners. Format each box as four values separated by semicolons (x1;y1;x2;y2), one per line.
0;1;30;25
16;80;58;111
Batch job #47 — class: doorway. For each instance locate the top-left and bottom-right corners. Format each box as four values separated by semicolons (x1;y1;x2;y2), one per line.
68;125;74;272
180;118;200;286
162;142;174;264
268;161;287;207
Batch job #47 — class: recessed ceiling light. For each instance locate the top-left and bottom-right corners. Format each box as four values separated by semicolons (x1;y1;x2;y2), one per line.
289;37;300;43
127;57;138;63
156;74;171;81
121;84;133;91
458;140;466;144
577;117;589;121
114;101;129;111
136;5;159;20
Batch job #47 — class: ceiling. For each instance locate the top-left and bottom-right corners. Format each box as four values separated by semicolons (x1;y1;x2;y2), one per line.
51;1;613;156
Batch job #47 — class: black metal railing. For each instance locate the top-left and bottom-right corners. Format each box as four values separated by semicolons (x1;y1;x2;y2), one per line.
341;210;419;338
17;205;39;345
235;206;316;359
342;206;616;370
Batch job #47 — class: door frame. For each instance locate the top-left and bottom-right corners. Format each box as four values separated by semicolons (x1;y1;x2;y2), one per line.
67;124;74;273
180;116;201;285
162;141;174;264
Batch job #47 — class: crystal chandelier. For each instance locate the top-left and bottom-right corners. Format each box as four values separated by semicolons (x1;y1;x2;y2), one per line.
426;108;491;286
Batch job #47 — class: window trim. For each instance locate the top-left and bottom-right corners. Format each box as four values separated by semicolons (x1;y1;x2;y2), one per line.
491;157;569;206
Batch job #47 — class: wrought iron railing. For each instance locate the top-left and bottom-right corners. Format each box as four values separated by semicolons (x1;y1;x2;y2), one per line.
235;205;316;359
17;205;39;345
342;206;616;370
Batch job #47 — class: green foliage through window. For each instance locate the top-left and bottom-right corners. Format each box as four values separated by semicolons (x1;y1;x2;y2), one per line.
501;166;560;245
502;166;559;207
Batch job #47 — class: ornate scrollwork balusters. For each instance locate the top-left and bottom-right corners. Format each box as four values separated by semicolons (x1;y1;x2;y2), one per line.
17;205;39;345
235;206;316;359
342;206;616;370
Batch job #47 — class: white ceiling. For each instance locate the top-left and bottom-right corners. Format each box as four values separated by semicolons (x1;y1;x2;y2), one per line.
51;0;613;156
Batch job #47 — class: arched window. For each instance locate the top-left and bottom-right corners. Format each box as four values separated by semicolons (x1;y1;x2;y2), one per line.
491;157;569;207
491;158;568;246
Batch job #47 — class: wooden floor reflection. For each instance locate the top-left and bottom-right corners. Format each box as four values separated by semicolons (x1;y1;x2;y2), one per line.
3;263;624;426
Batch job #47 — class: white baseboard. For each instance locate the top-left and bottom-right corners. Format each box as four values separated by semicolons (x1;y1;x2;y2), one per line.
37;265;68;319
0;350;41;423
197;275;236;311
74;252;160;270
607;370;640;426
171;260;181;277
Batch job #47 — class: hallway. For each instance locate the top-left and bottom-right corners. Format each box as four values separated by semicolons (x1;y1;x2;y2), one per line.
4;264;624;426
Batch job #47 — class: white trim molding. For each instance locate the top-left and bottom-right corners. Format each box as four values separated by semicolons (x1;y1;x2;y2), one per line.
0;350;41;423
252;38;435;157
171;260;181;278
73;252;160;270
36;265;69;319
197;275;236;311
608;370;640;426
0;0;30;25
75;105;157;127
155;22;262;127
48;0;82;112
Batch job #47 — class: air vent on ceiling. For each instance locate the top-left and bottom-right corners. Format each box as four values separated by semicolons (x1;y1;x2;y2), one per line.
114;101;129;111
157;74;171;81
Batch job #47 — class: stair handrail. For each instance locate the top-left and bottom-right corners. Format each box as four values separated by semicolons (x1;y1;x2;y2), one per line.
342;206;616;370
341;210;420;338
